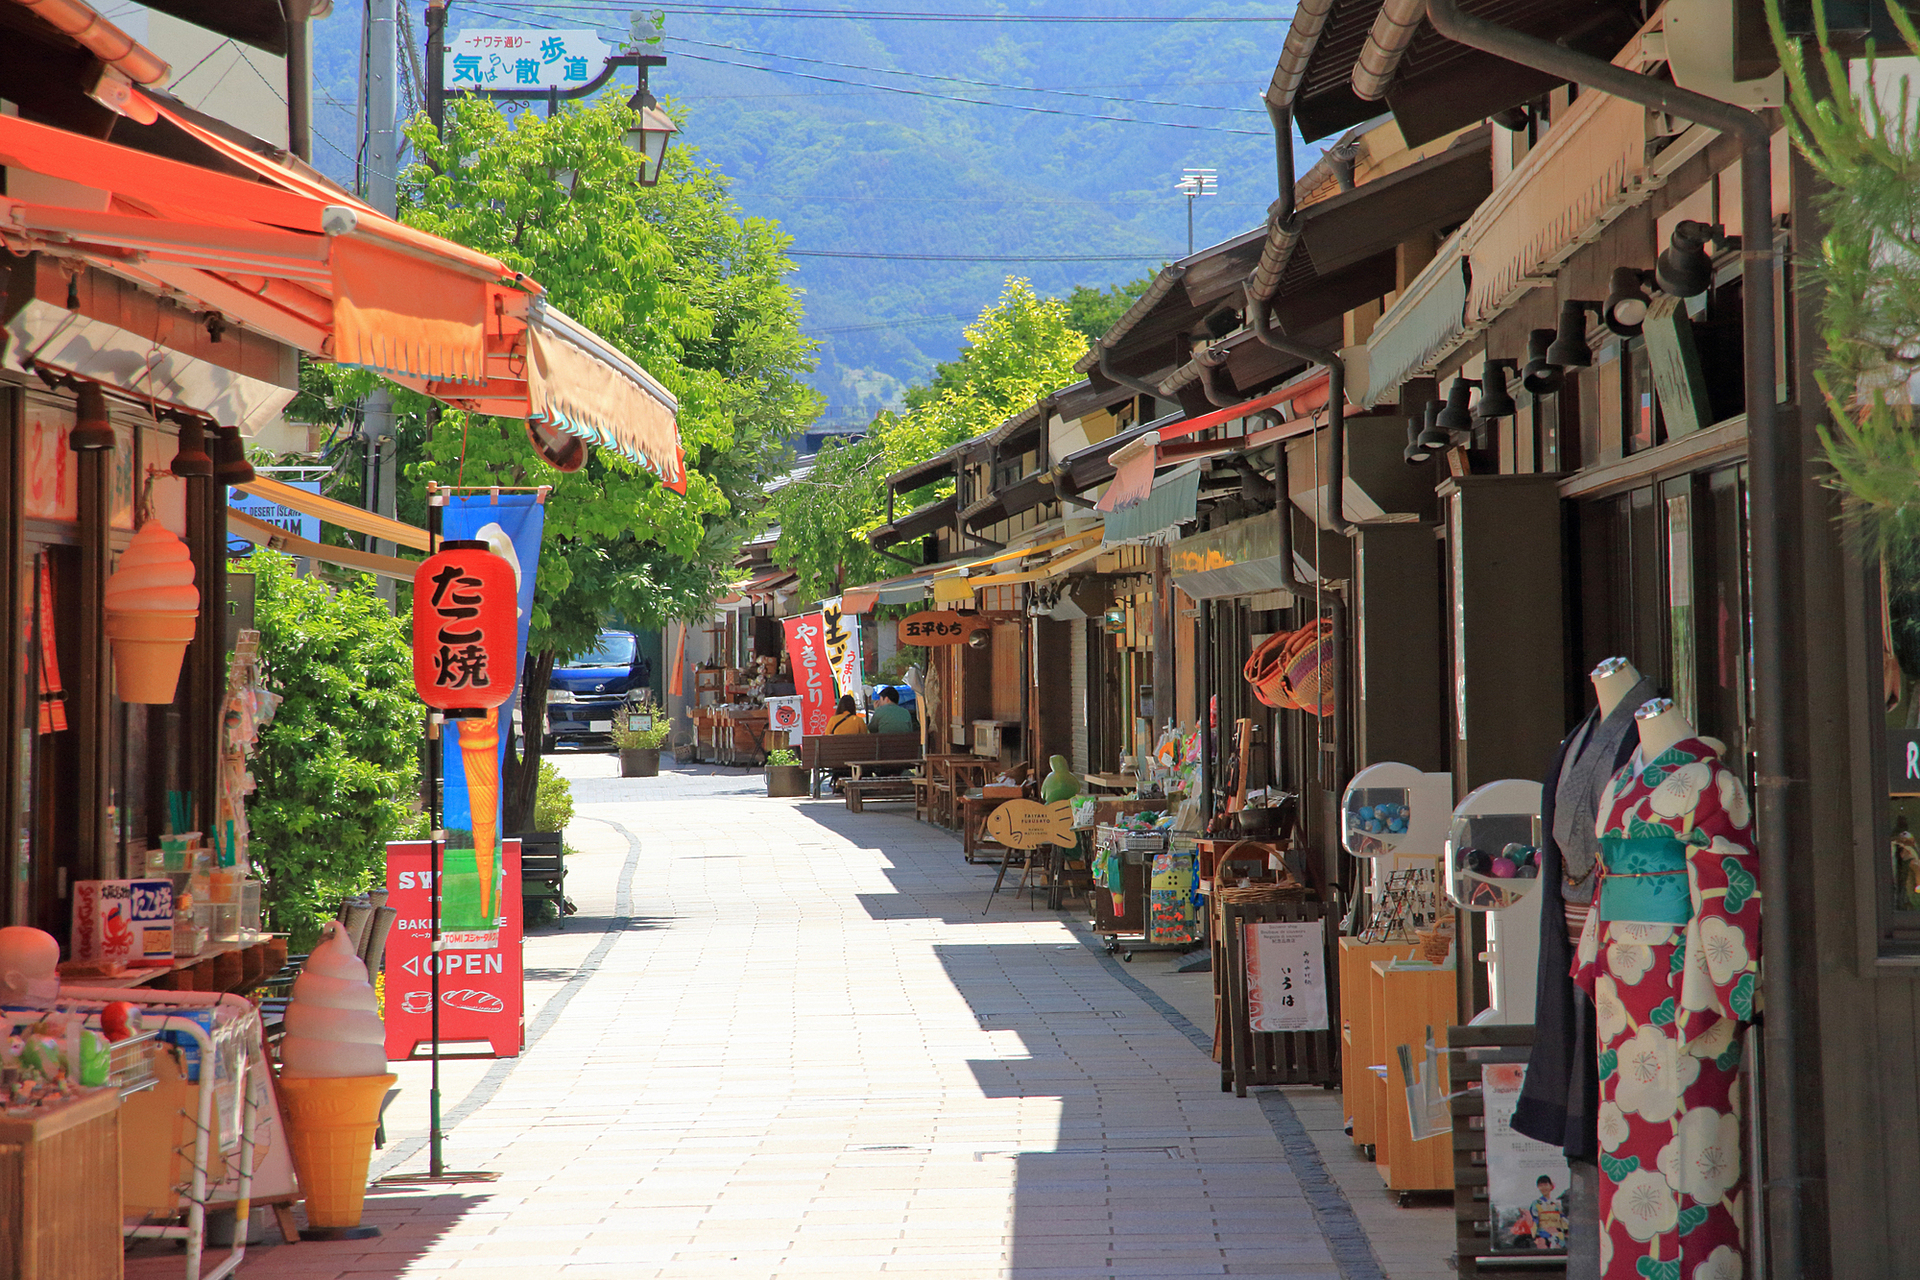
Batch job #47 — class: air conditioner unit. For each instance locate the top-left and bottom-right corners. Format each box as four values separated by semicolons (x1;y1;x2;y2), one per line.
1656;0;1784;108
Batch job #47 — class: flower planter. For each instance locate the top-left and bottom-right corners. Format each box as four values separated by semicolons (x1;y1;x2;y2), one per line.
619;747;660;778
765;764;810;798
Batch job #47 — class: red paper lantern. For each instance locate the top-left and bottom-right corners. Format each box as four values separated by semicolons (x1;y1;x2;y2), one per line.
412;540;518;712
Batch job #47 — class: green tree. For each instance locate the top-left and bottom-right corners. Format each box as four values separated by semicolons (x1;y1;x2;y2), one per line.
247;551;421;948
295;94;819;828
771;278;1087;599
1063;271;1159;342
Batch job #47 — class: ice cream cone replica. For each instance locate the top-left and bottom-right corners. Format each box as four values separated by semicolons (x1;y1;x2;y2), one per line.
457;709;501;923
277;921;391;1232
104;521;199;704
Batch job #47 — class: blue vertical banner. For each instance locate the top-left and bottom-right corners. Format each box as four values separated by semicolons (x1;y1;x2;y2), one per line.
441;495;545;841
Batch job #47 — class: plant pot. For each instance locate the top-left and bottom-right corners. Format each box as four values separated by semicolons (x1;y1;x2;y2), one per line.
766;764;809;798
619;747;660;778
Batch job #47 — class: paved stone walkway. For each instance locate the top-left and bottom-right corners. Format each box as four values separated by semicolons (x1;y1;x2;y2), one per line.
137;759;1404;1279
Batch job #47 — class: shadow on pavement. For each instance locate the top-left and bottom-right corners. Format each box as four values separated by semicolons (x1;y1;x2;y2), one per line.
124;1190;491;1279
790;800;1042;925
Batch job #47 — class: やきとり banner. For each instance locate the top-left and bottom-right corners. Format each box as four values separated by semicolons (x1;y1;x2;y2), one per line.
782;613;834;736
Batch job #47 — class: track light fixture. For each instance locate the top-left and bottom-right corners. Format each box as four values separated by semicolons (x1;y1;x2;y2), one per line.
170;420;213;478
1603;267;1654;337
1656;220;1722;299
1415;401;1452;454
1521;328;1564;395
212;426;255;485
1436;376;1475;438
1403;415;1433;465
1474;359;1518;421
71;382;115;451
1545;300;1601;369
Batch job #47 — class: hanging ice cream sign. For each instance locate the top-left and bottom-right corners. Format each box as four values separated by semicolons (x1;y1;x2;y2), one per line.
445;29;609;91
413;540;518;949
782;613;833;736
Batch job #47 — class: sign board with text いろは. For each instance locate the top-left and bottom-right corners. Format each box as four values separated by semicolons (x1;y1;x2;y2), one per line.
1243;919;1329;1032
384;840;524;1061
782;613;834;736
895;610;986;645
445;29;610;91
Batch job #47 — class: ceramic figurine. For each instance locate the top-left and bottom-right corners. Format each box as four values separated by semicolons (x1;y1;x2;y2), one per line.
1040;755;1083;805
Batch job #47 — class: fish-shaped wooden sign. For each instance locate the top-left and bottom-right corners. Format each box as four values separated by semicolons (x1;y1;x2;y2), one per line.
986;798;1078;849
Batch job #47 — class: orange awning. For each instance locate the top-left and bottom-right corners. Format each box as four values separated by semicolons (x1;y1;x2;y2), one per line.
0;97;683;485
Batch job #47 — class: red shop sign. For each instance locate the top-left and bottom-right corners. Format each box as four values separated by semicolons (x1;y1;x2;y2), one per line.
413;541;517;712
383;840;524;1060
782;613;834;736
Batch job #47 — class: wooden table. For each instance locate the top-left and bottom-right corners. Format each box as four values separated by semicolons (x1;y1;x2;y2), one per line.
957;791;1016;863
1082;771;1137;792
0;1089;123;1279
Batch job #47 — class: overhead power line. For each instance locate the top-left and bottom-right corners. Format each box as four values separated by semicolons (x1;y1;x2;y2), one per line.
663;34;1262;114
789;249;1174;261
454;1;1286;22
659;47;1264;134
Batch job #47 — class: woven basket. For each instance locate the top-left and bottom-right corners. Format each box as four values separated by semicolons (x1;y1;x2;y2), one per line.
1243;631;1299;710
1414;925;1454;965
1279;619;1335;716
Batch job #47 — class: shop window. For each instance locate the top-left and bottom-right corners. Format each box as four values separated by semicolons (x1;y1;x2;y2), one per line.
1627;337;1663;455
1578;343;1625;466
1574;485;1668;697
1879;526;1920;949
1696;269;1747;425
1692;466;1750;772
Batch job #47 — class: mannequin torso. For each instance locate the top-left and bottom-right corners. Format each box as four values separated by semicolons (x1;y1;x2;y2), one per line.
1632;697;1693;762
1590;657;1642;718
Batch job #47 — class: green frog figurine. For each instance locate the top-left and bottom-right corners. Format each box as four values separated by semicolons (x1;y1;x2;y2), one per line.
1040;754;1082;804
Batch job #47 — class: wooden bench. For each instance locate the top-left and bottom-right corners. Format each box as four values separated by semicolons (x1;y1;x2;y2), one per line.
800;732;923;800
845;762;919;813
517;831;568;929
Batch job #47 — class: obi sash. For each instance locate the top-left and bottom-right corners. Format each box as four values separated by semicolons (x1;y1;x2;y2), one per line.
1597;836;1692;924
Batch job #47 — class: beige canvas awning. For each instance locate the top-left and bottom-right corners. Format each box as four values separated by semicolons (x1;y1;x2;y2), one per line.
228;509;417;580
234;475;432;551
525;302;685;492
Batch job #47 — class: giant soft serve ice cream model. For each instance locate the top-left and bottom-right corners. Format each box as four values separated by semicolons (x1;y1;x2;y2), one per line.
276;921;395;1237
105;520;199;704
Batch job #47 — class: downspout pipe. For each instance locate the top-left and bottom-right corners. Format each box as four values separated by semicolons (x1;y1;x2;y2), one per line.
1097;344;1165;406
1268;101;1297;222
1421;0;1804;1271
1193;346;1240;408
1274;437;1348;895
1248;294;1354;537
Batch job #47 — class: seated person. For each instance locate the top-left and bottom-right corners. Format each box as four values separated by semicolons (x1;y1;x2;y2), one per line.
826;694;868;735
867;685;915;734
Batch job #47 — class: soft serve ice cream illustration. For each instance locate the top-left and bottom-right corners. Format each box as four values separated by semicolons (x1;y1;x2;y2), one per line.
104;519;199;703
275;920;397;1232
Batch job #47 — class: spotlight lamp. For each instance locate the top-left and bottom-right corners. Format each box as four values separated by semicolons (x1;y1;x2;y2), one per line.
1436;376;1476;439
1603;267;1654;337
1656;220;1723;299
170;419;213;478
1415;401;1452;453
1545;300;1601;369
1521;328;1564;395
1474;359;1518;421
1403;415;1433;465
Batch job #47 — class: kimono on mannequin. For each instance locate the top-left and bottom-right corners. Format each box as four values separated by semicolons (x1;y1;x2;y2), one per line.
1572;736;1761;1280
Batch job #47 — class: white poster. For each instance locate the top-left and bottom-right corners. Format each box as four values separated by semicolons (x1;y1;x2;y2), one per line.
1482;1063;1571;1253
1244;919;1329;1032
765;696;804;745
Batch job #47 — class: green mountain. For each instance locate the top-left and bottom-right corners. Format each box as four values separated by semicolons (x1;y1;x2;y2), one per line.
309;2;1301;431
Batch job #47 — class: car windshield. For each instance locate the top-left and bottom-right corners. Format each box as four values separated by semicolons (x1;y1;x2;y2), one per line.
563;634;635;668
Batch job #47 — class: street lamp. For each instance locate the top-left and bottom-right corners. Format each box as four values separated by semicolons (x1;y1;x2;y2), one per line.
626;93;678;186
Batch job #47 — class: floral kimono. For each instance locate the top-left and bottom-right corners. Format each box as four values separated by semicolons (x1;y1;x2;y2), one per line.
1572;736;1762;1280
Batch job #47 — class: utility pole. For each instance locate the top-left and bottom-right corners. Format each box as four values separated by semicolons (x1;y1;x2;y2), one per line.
425;0;447;133
364;0;400;602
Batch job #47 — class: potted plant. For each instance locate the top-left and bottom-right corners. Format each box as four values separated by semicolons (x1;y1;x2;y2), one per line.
765;747;809;797
611;704;670;778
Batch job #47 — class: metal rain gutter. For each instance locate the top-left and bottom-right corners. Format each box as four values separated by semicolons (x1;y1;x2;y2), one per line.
1353;0;1426;101
1267;0;1340;110
1421;0;1803;1270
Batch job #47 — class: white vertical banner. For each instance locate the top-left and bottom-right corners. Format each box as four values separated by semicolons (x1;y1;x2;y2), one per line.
820;598;865;709
1244;918;1329;1032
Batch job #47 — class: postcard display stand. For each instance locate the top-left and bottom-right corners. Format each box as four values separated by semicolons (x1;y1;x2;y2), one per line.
1444;780;1544;1024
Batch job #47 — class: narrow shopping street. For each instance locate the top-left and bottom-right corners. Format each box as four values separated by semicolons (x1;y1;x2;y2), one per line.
201;759;1441;1280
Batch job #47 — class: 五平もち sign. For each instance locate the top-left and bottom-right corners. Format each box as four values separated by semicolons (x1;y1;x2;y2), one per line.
895;610;986;646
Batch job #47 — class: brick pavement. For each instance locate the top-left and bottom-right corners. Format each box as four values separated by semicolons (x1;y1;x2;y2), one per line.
133;758;1409;1279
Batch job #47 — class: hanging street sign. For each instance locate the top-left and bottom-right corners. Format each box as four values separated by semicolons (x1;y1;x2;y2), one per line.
445;30;611;92
895;610;988;645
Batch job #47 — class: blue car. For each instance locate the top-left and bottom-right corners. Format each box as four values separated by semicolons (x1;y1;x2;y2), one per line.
544;630;651;751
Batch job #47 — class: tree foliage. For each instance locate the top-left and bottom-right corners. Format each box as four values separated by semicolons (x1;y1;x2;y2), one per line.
1063;272;1159;342
1771;0;1920;538
769;278;1086;599
247;551;421;949
292;95;819;826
